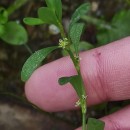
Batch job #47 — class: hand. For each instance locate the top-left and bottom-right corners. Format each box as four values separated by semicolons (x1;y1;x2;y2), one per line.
25;37;130;130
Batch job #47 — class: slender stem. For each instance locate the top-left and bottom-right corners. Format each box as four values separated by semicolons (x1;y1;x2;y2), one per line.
7;0;28;15
24;44;33;54
82;112;86;130
66;49;79;71
58;22;66;38
59;23;87;130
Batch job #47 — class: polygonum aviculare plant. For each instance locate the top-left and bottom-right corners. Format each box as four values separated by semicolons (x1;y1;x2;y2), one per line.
21;0;105;130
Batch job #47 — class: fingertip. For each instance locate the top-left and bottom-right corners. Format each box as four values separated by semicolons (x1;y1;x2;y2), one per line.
101;105;130;130
25;36;130;112
25;57;78;112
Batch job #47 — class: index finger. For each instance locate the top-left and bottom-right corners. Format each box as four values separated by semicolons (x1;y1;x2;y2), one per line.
25;37;130;112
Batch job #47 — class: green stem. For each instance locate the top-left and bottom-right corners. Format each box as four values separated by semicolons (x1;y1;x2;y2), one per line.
67;45;87;130
58;22;66;38
59;23;87;130
82;112;86;130
80;74;87;130
66;49;79;71
24;44;33;54
7;0;28;15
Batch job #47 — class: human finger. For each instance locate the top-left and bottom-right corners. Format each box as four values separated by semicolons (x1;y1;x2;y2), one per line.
76;105;130;130
25;37;130;112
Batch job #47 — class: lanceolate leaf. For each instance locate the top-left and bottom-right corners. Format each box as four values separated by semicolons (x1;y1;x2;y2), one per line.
87;118;105;130
70;3;91;27
69;23;85;56
38;7;58;26
23;17;44;25
59;75;83;98
0;21;28;45
53;0;62;21
21;46;59;82
45;0;62;21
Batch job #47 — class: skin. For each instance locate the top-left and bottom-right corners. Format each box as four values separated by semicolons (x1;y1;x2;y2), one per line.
25;37;130;130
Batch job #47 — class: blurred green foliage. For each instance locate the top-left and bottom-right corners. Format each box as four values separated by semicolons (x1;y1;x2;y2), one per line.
97;10;130;45
0;1;28;45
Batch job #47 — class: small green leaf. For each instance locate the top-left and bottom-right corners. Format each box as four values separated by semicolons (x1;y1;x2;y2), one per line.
0;7;8;24
87;118;105;130
59;75;83;98
69;23;85;56
0;21;28;45
53;0;62;21
21;46;59;82
58;77;71;85
23;17;44;25
70;3;91;26
38;7;58;26
45;0;62;21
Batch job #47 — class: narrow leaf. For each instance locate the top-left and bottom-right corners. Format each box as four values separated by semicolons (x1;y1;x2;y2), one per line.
59;75;83;98
87;118;105;130
54;0;62;21
1;21;28;45
23;17;44;25
45;0;62;21
38;7;58;26
70;3;91;26
69;23;85;56
21;46;59;82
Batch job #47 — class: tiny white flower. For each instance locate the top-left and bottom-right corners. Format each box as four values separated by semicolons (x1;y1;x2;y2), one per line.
82;95;87;99
75;100;81;107
59;38;69;49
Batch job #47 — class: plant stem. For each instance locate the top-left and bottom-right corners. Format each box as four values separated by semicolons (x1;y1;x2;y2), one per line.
82;112;86;130
59;23;87;130
7;0;28;15
79;73;87;130
58;22;66;38
24;44;33;54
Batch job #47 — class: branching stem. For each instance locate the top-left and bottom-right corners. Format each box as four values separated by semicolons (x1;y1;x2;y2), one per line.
59;23;87;130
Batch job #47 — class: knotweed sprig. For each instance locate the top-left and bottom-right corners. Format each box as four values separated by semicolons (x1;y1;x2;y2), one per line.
21;1;105;130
